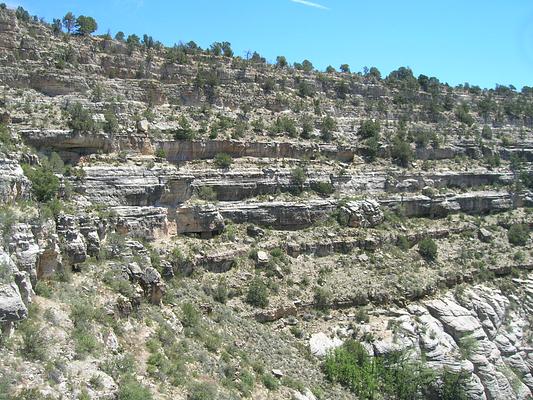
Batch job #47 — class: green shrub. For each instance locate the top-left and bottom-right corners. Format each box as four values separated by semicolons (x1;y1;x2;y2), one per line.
155;148;166;158
118;378;153;400
458;334;478;359
19;320;48;361
174;116;196;140
313;287;332;311
188;382;218;400
70;300;103;357
391;137;413;167
213;279;228;304
0;122;14;151
320;116;337;141
508;224;529;246
418;238;437;261
22;164;60;202
214;153;232;169
481;125;492;140
246;278;269;308
0;259;13;284
73;329;100;356
180;302;200;328
484;154;500;168
67;103;99;133
324;340;444;400
301;118;314;139
197;186;217;201
101;353;137;380
364;136;380;162
358;120;380;139
311;181;334;196
262;373;279;390
290;167;306;194
272;116;297;137
455;103;474;126
34;281;53;298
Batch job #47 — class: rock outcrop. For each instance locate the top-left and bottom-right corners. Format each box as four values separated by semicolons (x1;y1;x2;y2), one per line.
338;199;384;228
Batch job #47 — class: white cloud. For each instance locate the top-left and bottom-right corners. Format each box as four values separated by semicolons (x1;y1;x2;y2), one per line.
290;0;329;10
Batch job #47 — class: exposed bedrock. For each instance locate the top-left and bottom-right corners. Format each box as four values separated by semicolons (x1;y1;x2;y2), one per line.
159;139;356;163
184;191;525;231
0;156;31;203
306;280;533;399
381;190;525;218
76;163;517;210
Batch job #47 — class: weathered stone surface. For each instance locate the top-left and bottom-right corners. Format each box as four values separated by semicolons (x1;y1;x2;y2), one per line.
175;204;224;236
0;156;30;203
140;267;165;305
373;282;533;400
478;228;494;243
255;250;269;267
0;282;28;323
255;304;297;323
220;200;335;230
9;223;40;283
56;214;87;265
113;206;176;239
136;119;150;133
338;199;383;228
309;332;343;357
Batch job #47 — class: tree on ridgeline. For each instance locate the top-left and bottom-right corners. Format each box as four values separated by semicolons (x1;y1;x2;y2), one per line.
62;12;75;33
75;15;97;36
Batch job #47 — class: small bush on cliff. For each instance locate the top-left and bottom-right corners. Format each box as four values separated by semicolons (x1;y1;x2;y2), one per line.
311;181;334;196
214;153;232;169
22;164;59;203
290;166;306;194
118;377;153;400
418;238;437;261
180;302;200;328
271;116;297;137
155;148;166;159
19;318;48;361
324;339;467;399
321;115;337;142
67;103;99;133
174;116;195;140
0;122;14;150
358;120;380;139
188;382;218;400
508;224;530;246
246;278;269;308
197;186;217;202
391;136;413;167
104;110;119;133
313;287;332;311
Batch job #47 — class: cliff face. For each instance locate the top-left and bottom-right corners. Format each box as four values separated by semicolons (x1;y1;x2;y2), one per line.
0;6;532;400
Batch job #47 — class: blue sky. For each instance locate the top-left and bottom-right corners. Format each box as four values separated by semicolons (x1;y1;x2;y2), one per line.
8;0;533;89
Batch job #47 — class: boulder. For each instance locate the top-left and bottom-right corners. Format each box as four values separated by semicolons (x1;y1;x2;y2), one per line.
246;225;265;238
255;250;269;267
0;282;28;324
478;228;494;243
339;199;384;228
255;304;297;323
309;332;343;357
136;119;150;133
